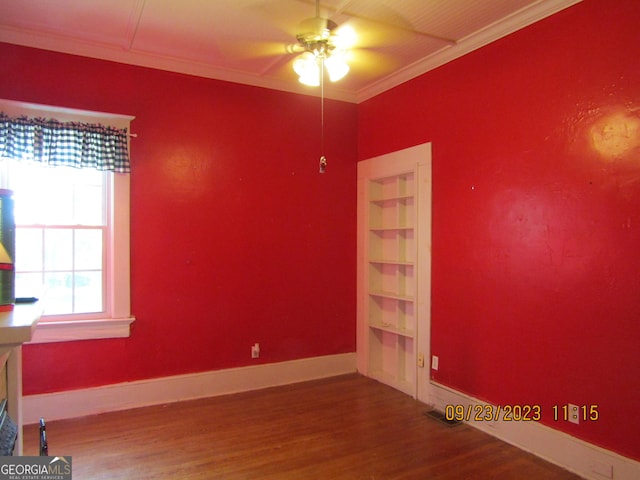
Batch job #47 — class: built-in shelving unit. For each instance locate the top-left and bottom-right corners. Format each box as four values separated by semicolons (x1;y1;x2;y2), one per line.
357;144;431;401
364;171;417;395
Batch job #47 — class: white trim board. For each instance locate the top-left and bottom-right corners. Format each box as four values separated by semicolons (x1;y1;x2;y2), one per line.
27;317;135;344
23;353;356;424
429;382;640;480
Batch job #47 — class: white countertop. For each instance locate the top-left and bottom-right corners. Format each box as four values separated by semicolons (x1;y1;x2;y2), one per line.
0;303;42;349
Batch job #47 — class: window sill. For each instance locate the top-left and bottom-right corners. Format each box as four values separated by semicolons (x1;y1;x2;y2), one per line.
27;317;135;344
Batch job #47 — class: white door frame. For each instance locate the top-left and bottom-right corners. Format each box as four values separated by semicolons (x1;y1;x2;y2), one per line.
356;143;432;404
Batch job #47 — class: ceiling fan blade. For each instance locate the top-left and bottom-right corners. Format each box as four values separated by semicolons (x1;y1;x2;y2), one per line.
335;16;413;50
261;53;303;79
247;0;318;38
332;1;455;48
332;23;358;50
218;38;291;60
331;0;415;33
347;48;401;78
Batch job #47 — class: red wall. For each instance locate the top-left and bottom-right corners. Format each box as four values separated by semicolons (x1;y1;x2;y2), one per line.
0;43;357;392
359;0;639;460
1;0;638;463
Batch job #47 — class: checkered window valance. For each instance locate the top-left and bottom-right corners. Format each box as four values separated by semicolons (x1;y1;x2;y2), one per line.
0;112;130;173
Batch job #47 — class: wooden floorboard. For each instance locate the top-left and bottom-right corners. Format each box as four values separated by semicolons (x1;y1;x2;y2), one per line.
23;374;582;479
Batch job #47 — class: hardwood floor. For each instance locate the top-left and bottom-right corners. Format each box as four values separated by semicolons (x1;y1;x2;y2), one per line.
23;374;581;479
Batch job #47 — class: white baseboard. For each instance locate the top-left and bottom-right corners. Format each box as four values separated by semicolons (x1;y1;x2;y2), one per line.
24;356;639;480
429;382;640;480
23;352;357;424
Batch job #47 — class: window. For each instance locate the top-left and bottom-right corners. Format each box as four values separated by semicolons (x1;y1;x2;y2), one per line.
0;99;134;342
6;162;106;315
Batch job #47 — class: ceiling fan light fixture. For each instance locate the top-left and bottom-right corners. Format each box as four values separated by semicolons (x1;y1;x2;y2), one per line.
293;51;321;86
325;50;349;82
298;67;321;87
291;2;350;87
293;47;349;85
292;51;314;76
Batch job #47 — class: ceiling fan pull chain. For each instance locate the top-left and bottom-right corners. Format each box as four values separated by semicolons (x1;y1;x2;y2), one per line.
320;55;327;174
319;155;327;173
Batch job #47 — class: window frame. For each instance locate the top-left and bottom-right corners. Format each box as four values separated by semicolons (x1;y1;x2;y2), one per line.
0;99;135;343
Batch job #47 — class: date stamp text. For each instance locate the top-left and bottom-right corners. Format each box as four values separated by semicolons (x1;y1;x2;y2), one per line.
444;404;599;423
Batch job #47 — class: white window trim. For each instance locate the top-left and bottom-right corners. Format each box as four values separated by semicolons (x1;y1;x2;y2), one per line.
0;99;135;343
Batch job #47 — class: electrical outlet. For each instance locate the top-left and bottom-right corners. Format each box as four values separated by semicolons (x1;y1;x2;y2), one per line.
431;355;439;371
251;343;260;359
568;404;579;424
417;353;425;368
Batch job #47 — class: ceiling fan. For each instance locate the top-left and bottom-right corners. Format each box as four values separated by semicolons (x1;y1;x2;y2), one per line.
238;0;424;89
287;0;355;86
247;0;418;172
264;0;359;173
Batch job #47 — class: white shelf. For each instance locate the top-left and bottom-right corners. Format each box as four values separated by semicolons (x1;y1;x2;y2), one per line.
369;226;414;232
0;303;42;351
368;290;414;302
369;194;414;204
369;322;415;338
368;370;415;397
369;259;415;266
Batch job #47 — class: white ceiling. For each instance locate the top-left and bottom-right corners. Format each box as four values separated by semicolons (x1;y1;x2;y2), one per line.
0;0;581;103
